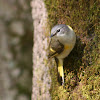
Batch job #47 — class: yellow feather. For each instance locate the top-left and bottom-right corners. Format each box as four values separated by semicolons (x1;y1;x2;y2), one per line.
64;44;72;50
50;47;56;53
67;25;73;31
64;45;70;50
58;63;63;77
49;47;58;58
58;59;64;85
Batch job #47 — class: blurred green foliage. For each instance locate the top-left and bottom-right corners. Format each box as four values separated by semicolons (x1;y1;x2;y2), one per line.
8;1;33;100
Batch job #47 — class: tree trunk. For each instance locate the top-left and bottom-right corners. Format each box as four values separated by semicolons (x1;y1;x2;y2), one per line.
31;0;51;99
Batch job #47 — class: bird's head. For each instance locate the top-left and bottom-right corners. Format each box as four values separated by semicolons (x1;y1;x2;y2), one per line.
50;24;76;44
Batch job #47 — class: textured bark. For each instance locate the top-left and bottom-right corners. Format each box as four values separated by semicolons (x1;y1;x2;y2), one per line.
31;0;51;100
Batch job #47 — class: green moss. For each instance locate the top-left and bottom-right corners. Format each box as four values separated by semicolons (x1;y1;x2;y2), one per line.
45;0;100;99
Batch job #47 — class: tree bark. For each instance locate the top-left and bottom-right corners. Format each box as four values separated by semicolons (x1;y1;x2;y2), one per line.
31;0;51;99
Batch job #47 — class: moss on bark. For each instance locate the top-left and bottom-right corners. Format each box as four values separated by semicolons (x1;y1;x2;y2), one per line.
45;0;100;99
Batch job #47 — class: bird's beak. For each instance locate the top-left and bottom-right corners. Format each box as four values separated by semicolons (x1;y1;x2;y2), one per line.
50;32;57;38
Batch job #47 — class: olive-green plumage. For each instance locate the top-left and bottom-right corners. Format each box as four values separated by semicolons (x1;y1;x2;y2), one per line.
48;37;64;85
48;37;64;58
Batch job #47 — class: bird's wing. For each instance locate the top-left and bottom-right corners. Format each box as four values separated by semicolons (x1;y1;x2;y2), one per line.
48;38;64;58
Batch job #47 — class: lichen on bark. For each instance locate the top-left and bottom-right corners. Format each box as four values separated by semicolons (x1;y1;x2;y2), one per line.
31;0;51;99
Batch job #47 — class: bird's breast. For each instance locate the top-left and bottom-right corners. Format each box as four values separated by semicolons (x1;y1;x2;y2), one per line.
57;43;74;59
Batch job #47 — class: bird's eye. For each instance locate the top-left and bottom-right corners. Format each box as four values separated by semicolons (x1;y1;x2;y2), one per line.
57;29;60;32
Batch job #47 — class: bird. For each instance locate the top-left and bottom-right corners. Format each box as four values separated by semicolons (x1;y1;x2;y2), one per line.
48;24;76;85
